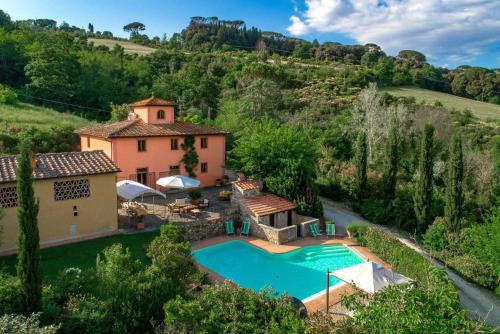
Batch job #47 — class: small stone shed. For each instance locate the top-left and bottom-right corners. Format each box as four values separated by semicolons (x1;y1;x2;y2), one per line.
231;179;319;245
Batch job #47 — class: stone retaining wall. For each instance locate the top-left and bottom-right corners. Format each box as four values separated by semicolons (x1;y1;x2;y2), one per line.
250;221;297;245
298;216;320;237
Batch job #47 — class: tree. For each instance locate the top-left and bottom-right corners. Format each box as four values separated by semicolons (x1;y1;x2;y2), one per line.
110;103;131;122
123;22;145;37
241;79;281;119
0;10;12;30
88;23;94;33
383;126;399;201
16;140;41;314
181;135;199;177
353;132;368;201
414;124;435;234
230;118;322;217
444;133;464;231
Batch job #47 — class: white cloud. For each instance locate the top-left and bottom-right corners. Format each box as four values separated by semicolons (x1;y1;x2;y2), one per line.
287;0;500;65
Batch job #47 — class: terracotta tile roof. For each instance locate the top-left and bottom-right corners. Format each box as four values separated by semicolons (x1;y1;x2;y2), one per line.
233;179;260;191
77;119;228;138
240;194;296;216
129;96;176;107
0;151;120;184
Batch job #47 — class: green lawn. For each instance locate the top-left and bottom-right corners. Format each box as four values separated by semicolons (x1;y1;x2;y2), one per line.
0;231;159;283
381;86;500;121
0;102;93;130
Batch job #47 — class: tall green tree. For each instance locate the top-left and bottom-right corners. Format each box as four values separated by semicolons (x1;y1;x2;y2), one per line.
414;124;435;233
16;140;41;314
444;134;464;231
383;126;399;201
353;132;368;200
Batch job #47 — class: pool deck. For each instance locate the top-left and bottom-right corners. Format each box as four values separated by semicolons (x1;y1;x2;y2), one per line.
191;235;390;314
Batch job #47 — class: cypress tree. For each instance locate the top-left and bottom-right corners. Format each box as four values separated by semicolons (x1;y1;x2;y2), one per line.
444;133;464;231
353;132;368;201
16;141;41;314
414;124;435;234
383;126;399;201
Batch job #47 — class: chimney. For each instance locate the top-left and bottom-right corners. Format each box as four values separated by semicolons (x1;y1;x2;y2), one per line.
30;153;37;170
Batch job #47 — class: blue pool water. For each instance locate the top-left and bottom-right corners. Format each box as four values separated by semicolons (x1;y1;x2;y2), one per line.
192;241;365;300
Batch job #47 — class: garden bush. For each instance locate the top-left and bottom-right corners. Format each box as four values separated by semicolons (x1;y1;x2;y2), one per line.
346;223;368;239
446;255;497;291
423;217;448;251
0;84;17;105
163;282;305;334
0;273;23;315
0;313;59;334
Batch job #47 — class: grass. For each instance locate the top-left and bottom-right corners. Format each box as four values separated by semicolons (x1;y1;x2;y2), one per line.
0;231;159;282
0;102;93;131
381;86;500;121
88;38;156;55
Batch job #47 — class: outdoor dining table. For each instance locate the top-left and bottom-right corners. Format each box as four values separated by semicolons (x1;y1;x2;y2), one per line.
180;204;197;213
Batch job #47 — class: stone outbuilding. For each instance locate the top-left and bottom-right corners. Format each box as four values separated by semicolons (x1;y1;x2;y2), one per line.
232;178;320;245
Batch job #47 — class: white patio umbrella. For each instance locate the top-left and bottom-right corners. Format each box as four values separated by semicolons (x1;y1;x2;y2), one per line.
156;175;200;189
331;261;412;294
116;180;166;201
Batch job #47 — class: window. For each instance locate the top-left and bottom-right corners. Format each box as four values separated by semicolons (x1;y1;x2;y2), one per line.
157;110;165;119
86;136;90;148
54;179;90;201
169;165;180;175
201;162;208;173
171;138;178;150
201;137;208;149
0;186;17;208
136;168;148;185
138;140;146;152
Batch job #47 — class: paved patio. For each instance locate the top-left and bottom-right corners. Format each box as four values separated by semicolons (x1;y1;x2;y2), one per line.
191;235;390;314
118;185;232;230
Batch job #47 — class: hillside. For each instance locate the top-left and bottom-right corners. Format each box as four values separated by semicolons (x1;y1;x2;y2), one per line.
0;102;93;130
88;38;156;55
381;86;500;121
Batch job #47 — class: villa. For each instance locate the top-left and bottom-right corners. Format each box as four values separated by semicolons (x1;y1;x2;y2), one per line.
77;95;228;188
0;151;120;254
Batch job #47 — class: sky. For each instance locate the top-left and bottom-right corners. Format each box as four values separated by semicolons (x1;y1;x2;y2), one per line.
1;0;499;69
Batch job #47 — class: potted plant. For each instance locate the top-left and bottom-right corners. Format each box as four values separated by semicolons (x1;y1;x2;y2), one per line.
346;223;367;239
188;189;202;205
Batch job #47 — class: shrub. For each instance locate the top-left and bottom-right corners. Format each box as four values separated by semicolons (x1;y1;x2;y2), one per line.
423;217;448;251
60;294;112;334
0;84;17;105
0;313;59;334
163;282;305;334
446;255;497;290
188;189;202;200
359;199;386;224
346;223;367;238
0;273;23;315
306;284;490;334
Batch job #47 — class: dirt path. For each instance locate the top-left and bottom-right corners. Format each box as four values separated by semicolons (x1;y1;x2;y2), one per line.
321;197;500;327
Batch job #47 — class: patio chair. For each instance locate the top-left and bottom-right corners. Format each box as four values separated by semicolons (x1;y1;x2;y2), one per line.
225;220;235;236
310;223;322;238
326;222;336;238
241;220;251;237
198;198;210;208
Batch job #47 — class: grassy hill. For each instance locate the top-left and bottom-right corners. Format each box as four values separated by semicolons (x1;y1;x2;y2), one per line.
0;102;93;130
88;38;156;55
381;86;500;121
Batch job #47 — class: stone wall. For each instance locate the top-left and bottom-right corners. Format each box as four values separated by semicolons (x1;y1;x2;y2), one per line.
174;208;239;242
297;216;320;237
250;221;297;245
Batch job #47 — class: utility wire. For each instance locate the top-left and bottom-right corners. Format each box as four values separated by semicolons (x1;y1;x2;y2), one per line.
17;92;109;114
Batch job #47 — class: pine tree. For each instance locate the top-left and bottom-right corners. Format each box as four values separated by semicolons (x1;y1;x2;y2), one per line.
383;126;399;201
414;124;435;234
16;141;41;314
444;133;464;231
353;132;368;200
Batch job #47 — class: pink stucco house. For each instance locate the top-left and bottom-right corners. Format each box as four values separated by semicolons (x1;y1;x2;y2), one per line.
77;96;228;188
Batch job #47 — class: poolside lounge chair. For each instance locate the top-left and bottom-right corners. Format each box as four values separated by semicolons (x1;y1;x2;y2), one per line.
225;220;235;236
326;222;336;238
310;223;322;238
241;220;251;237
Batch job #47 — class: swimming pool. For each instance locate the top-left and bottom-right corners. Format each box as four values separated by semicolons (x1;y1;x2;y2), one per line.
192;240;365;300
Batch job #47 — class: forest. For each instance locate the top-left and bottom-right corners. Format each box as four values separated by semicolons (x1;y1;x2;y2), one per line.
0;8;499;333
